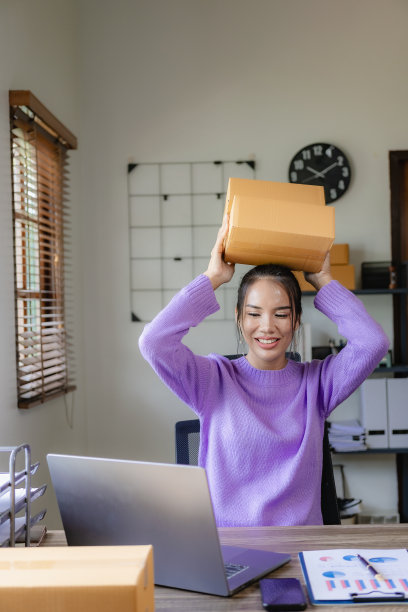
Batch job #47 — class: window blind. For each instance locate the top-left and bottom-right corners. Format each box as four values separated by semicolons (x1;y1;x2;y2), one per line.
9;91;77;409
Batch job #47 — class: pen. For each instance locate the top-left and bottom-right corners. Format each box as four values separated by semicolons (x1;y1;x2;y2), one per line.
357;554;385;581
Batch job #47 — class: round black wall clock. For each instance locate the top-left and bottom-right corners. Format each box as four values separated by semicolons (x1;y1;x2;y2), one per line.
288;143;351;204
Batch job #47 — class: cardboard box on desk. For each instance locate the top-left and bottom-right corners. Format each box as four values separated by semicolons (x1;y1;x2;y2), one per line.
223;178;334;272
0;545;154;612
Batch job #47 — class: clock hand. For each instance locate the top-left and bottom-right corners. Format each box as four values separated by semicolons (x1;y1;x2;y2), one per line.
320;161;339;175
306;166;325;179
302;174;323;184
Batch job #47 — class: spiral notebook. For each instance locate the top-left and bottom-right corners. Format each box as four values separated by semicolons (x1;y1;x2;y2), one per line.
299;549;408;605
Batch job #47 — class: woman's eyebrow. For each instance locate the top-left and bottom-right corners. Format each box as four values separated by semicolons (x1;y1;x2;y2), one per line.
245;304;292;310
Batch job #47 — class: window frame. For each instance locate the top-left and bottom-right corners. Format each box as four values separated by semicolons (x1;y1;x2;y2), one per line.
9;90;77;409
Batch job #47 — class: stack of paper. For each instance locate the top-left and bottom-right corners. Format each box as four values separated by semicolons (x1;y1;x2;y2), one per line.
328;419;366;452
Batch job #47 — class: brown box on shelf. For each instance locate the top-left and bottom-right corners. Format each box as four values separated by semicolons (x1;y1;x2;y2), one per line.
223;178;334;272
330;243;349;265
293;264;356;291
0;545;154;612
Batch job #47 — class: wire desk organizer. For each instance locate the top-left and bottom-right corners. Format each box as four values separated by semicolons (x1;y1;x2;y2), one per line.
0;444;46;547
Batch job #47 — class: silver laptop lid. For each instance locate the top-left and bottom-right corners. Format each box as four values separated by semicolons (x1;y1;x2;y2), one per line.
47;454;230;595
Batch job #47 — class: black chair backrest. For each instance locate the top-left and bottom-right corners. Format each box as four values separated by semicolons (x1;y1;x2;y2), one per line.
174;418;340;525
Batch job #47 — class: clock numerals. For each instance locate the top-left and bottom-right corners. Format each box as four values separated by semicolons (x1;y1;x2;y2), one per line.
288;142;351;204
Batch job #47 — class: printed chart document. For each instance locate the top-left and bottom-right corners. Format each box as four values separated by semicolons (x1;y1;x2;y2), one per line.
299;549;408;605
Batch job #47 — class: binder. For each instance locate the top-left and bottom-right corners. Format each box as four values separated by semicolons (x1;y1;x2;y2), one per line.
299;548;408;605
387;379;408;449
360;379;388;448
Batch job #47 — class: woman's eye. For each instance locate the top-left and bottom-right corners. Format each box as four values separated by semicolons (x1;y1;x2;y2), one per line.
276;313;289;318
247;312;260;317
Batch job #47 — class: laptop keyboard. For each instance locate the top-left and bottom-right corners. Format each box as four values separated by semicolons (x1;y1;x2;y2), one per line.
224;562;249;579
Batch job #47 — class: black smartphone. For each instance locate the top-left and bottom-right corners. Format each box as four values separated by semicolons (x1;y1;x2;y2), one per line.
260;577;307;611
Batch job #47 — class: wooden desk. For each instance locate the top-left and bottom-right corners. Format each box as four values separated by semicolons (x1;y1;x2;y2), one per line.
44;524;408;611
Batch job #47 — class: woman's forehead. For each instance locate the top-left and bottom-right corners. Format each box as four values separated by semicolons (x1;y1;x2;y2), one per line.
244;278;291;306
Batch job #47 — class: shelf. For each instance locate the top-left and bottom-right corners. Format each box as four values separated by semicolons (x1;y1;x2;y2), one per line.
303;288;408;296
374;365;408;373
333;448;408;455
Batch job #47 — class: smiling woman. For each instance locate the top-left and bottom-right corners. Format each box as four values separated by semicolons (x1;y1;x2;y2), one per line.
139;215;389;528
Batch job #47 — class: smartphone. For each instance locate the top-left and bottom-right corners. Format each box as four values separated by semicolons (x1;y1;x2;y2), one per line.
260;577;307;611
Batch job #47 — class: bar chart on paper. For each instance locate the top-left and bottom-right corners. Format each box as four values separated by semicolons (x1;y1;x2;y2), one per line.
299;549;408;603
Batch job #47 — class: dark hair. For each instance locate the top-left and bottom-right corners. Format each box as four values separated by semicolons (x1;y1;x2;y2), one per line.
236;264;302;335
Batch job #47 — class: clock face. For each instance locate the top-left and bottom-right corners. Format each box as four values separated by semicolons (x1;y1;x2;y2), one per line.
288;143;351;204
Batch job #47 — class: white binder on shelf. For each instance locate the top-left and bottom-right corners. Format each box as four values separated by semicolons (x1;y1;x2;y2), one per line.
360;379;388;448
387;378;408;449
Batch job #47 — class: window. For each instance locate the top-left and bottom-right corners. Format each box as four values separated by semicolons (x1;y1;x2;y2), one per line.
9;91;77;408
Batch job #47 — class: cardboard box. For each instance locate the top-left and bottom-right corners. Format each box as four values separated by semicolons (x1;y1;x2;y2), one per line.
224;177;326;210
0;545;154;612
293;264;355;291
223;178;334;272
330;243;349;265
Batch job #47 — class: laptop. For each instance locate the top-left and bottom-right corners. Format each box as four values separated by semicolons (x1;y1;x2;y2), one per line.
47;454;290;596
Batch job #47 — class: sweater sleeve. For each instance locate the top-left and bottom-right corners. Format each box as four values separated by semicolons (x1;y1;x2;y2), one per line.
138;274;220;410
313;280;390;417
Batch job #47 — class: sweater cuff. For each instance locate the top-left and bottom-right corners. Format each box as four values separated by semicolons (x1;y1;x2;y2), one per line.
183;274;220;319
314;280;356;315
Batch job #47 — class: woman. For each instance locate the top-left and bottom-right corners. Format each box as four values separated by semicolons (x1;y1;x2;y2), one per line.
139;215;389;526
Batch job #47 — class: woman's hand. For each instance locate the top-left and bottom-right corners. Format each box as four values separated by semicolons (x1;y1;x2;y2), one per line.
204;214;235;290
304;251;333;291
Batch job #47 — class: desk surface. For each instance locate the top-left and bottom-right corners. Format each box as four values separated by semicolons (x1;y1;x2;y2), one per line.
44;524;408;611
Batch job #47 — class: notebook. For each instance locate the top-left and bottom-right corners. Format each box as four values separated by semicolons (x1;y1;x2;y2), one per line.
47;454;290;596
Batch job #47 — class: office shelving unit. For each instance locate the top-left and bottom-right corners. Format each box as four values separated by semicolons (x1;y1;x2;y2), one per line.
0;444;46;546
318;285;408;521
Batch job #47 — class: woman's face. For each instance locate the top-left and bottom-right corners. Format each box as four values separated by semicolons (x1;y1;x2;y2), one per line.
238;278;297;370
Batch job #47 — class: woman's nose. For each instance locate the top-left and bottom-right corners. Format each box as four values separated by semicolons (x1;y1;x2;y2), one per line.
260;315;276;332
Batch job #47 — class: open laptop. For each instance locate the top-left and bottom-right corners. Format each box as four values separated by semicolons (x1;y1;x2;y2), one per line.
47;454;290;596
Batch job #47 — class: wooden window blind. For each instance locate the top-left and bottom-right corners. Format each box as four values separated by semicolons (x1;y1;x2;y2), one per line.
9;91;77;409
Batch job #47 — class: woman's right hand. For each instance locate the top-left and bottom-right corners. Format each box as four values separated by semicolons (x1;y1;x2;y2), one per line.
204;214;235;290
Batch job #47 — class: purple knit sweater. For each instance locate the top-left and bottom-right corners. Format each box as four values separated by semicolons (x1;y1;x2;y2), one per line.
139;275;389;526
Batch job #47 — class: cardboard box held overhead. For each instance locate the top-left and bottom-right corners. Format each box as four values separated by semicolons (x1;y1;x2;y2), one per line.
223;178;335;272
0;545;154;612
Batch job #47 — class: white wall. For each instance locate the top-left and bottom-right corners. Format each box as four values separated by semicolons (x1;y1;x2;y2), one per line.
1;0;407;529
0;0;86;528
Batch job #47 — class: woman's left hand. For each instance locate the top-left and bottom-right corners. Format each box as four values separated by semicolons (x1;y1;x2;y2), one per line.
304;251;333;291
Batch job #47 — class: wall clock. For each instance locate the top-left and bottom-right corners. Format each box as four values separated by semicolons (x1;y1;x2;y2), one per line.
288;143;351;204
